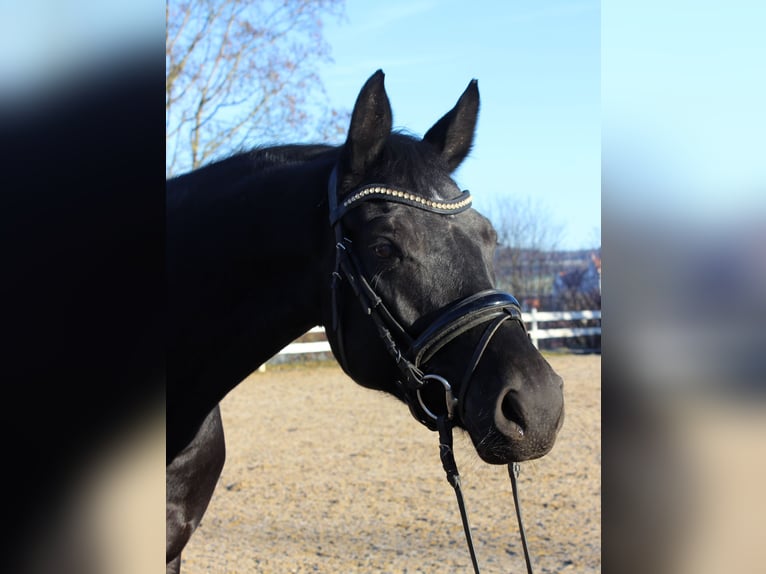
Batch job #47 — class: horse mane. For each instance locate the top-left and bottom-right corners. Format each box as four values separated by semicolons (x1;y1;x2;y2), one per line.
168;144;338;186
242;144;339;171
168;132;456;202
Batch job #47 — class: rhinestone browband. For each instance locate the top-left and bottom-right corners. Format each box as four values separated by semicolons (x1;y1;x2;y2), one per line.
330;184;472;224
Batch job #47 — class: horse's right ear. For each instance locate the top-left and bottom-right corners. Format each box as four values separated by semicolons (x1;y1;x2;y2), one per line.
423;79;480;172
341;70;392;185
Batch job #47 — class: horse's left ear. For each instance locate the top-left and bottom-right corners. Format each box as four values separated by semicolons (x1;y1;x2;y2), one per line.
423;80;480;172
341;70;393;184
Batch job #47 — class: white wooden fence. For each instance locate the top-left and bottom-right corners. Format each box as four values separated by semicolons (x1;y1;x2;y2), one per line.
525;308;601;348
262;309;600;368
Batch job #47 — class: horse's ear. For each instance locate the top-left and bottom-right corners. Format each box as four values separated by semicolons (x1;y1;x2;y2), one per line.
341;70;392;183
423;79;479;172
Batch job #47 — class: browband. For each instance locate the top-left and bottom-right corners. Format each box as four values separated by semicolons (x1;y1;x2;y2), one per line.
329;183;472;225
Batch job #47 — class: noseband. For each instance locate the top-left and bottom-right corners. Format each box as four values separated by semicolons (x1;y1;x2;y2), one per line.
327;167;535;574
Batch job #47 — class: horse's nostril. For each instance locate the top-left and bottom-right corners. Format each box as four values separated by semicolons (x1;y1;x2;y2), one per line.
500;390;526;436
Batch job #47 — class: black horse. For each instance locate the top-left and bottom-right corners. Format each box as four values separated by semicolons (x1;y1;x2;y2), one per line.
166;70;564;573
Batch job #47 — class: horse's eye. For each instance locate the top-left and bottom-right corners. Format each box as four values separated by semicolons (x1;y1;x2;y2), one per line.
372;242;394;259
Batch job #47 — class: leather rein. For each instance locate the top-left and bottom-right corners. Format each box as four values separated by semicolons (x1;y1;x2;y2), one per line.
327;167;535;574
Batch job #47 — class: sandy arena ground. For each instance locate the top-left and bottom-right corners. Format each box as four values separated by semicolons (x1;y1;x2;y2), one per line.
180;354;600;573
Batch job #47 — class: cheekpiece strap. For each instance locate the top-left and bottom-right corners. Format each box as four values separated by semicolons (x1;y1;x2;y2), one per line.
327;166;340;224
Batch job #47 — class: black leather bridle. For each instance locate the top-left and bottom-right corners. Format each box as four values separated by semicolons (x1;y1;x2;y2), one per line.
327;167;535;574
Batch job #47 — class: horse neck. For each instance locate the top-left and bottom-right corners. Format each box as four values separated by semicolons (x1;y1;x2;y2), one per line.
167;150;336;453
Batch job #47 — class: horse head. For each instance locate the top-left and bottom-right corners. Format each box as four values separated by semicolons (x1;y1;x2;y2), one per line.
322;71;564;464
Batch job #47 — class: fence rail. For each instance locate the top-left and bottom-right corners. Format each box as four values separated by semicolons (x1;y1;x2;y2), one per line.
525;308;601;348
267;310;600;366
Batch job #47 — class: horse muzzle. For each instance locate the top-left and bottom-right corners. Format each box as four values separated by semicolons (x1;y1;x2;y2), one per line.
471;373;565;464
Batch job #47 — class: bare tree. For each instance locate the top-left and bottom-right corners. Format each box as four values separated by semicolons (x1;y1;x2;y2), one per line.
486;195;565;307
166;0;347;176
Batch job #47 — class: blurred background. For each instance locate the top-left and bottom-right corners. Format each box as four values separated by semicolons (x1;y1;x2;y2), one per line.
3;0;764;572
602;2;765;573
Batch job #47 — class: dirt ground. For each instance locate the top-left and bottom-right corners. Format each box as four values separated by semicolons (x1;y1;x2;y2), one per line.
180;353;600;573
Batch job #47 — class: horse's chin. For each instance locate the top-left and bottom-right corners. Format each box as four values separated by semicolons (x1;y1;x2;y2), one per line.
471;427;558;465
476;445;555;465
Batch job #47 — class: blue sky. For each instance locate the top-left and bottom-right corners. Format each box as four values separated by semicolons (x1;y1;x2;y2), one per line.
6;1;763;250
2;0;599;250
318;0;601;250
602;1;765;228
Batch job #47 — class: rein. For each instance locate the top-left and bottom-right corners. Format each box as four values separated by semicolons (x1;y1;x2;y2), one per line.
327;168;535;573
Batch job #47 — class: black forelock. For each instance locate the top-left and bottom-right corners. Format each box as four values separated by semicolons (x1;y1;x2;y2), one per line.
370;132;458;198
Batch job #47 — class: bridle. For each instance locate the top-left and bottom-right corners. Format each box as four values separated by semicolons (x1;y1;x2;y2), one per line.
327;167;535;574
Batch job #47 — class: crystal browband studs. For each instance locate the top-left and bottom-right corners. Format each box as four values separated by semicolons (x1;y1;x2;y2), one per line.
342;186;472;212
